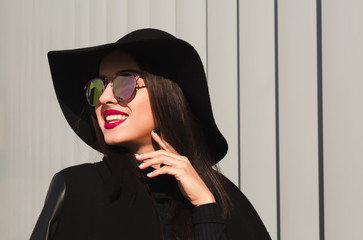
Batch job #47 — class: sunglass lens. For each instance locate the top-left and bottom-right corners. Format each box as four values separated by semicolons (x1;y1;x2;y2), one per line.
86;79;104;106
113;75;136;101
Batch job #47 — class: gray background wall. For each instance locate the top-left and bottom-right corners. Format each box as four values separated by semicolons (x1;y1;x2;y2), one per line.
0;0;362;239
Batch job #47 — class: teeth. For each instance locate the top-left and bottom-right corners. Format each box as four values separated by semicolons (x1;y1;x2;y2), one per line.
105;114;128;123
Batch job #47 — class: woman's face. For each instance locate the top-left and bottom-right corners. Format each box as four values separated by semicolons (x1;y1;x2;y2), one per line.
95;50;155;154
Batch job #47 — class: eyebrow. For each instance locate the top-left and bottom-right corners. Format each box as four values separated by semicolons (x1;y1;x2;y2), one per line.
98;69;142;79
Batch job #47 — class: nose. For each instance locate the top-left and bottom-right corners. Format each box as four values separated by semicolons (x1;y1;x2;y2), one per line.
98;83;118;105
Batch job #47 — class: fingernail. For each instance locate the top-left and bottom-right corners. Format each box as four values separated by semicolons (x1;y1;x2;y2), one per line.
138;162;145;168
147;172;153;177
135;154;142;158
152;130;157;135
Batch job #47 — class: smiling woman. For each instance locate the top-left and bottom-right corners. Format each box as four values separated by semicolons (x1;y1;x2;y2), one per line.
95;51;155;153
30;28;271;240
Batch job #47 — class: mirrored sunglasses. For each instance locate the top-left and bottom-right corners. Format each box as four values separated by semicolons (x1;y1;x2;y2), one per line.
84;72;144;106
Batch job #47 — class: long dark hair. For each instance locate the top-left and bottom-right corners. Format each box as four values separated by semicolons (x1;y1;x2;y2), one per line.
89;53;232;239
146;72;232;213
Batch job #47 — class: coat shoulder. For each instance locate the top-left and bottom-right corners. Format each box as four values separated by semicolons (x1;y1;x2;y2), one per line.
59;161;103;176
58;161;108;185
220;174;272;239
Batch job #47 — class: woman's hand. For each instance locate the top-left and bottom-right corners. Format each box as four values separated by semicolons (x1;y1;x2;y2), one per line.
136;131;216;207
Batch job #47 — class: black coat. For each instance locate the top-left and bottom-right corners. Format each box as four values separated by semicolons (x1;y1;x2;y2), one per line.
30;161;271;240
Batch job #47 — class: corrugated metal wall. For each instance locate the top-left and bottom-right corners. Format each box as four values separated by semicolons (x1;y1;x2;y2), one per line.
0;0;362;239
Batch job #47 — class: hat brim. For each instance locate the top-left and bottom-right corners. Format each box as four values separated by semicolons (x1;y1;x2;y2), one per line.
48;28;228;162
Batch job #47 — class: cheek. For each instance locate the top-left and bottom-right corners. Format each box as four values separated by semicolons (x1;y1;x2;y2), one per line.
95;106;103;128
132;97;155;129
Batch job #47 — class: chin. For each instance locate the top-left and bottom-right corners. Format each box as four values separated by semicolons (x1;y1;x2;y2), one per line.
103;135;125;146
103;135;135;149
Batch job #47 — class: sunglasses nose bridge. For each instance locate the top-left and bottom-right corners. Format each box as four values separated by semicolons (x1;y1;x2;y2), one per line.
98;82;118;105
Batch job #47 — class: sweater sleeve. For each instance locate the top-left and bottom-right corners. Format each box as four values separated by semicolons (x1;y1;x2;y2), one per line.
193;203;227;240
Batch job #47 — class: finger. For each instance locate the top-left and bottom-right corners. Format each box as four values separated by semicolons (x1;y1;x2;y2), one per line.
151;130;168;150
162;140;178;154
145;159;193;179
134;153;146;161
135;150;187;162
146;165;178;178
137;155;179;170
151;130;178;154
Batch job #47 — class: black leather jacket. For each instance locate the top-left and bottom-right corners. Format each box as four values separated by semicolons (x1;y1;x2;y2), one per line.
31;173;65;240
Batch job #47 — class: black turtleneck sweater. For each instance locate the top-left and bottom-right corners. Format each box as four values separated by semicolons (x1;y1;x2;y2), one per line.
30;161;271;240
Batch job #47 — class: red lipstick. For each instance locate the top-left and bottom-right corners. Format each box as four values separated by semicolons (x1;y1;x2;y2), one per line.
102;109;129;129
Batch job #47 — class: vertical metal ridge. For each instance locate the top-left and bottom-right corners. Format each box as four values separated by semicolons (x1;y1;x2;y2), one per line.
236;0;241;189
205;0;208;79
274;0;281;239
175;0;177;35
316;0;325;239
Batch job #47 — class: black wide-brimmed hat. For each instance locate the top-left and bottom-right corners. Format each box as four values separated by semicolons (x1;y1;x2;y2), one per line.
48;28;228;162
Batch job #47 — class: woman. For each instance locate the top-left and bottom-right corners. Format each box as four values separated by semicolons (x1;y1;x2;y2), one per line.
31;28;271;240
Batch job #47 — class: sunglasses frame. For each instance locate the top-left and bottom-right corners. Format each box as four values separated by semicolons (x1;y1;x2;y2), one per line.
84;71;145;106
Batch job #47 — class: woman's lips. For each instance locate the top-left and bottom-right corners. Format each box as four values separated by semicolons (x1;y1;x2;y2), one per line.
102;109;129;129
